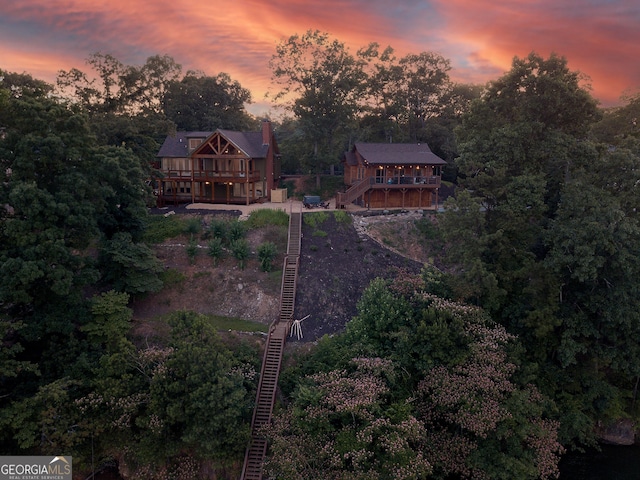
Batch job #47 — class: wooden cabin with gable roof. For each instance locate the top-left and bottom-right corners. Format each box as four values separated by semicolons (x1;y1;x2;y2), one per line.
156;120;280;206
337;142;447;209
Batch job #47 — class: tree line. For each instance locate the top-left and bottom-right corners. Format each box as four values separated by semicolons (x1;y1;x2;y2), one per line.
440;52;640;449
0;64;259;476
270;30;480;182
2;29;640;478
261;44;640;477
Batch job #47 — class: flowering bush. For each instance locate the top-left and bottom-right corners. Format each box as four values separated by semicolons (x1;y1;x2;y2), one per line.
264;357;432;480
270;271;564;479
73;311;260;477
416;305;564;479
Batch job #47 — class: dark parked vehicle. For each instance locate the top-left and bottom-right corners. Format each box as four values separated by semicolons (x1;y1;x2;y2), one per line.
302;195;329;209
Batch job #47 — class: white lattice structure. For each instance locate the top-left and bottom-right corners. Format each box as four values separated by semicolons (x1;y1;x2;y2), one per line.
290;314;310;340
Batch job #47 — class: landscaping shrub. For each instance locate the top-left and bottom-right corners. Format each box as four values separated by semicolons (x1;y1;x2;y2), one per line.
304;211;329;229
207;218;229;241
143;215;187;243
186;235;198;264
159;268;186;287
184;217;202;235
333;210;351;224
257;242;277;272
207;237;225;266
230;239;250;270
227;220;247;243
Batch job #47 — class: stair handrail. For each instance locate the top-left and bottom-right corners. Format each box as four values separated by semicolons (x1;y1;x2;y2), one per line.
241;315;278;480
336;177;375;208
241;204;303;480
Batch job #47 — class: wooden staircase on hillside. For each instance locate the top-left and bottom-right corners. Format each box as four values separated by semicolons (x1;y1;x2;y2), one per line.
240;209;302;480
240;322;288;479
286;210;302;257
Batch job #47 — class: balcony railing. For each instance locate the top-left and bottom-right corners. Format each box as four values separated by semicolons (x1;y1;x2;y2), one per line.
161;169;261;182
375;175;440;186
337;175;440;208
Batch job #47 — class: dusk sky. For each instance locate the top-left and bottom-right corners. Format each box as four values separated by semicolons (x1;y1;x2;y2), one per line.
1;0;639;115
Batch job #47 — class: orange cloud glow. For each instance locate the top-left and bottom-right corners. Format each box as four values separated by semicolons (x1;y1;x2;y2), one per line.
1;0;638;112
433;0;640;104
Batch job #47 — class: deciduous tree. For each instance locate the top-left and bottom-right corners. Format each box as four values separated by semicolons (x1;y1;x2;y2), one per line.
98;232;163;295
271;274;564;479
163;71;254;131
265;358;432;480
441;52;640;445
269;30;367;185
57;53;182;115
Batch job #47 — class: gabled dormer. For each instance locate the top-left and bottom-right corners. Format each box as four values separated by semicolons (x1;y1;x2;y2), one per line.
192;132;245;157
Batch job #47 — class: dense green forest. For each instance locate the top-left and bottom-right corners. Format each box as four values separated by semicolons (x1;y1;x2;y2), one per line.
2;29;640;479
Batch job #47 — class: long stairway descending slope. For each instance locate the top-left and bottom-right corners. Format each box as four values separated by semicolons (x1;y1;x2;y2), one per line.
286;209;302;257
240;209;302;480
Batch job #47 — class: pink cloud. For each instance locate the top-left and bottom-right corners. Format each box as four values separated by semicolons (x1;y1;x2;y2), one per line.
1;0;414;108
1;0;637;109
432;0;640;104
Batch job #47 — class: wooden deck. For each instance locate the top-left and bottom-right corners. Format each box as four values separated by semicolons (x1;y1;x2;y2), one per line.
336;176;441;209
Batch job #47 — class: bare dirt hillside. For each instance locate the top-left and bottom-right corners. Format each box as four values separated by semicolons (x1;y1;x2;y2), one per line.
131;209;438;342
293;211;431;341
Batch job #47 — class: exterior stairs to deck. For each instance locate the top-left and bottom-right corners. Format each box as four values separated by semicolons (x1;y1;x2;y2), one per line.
336;177;374;209
240;210;302;480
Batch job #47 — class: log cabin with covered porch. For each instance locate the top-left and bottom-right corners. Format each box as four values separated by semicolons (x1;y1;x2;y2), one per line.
156;120;281;206
337;142;447;209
